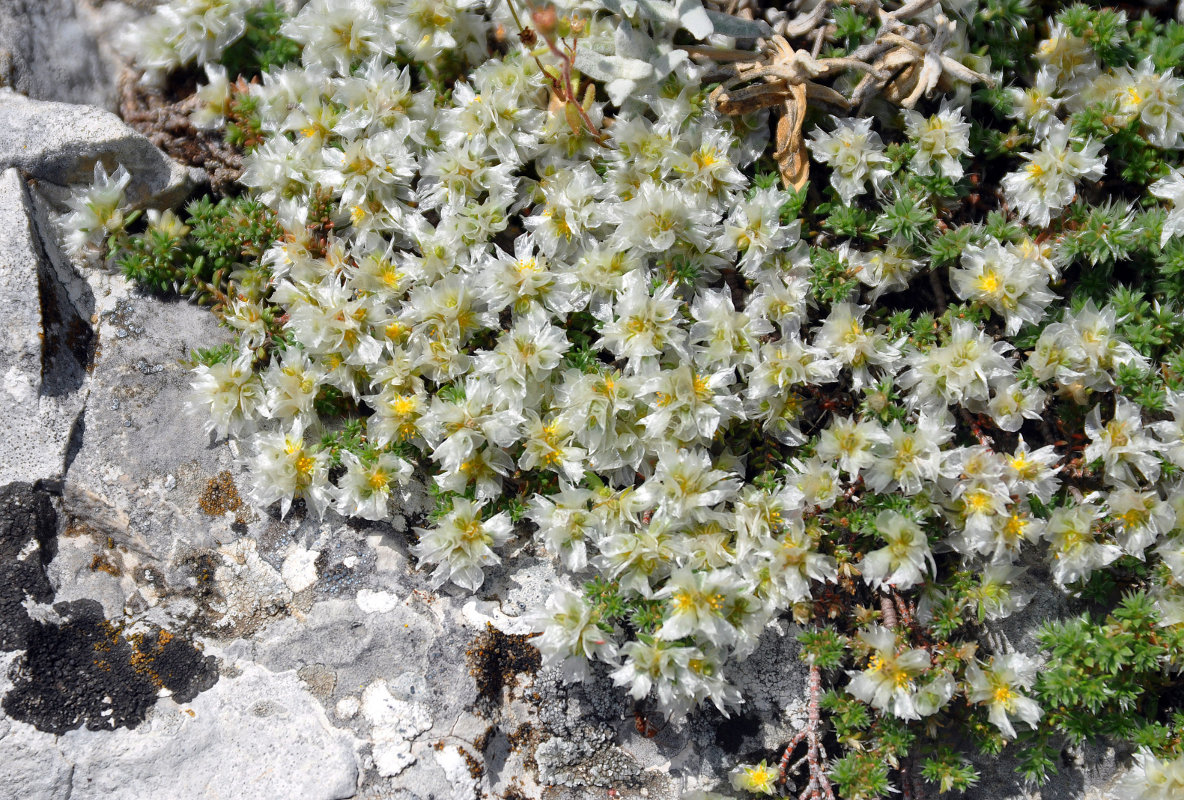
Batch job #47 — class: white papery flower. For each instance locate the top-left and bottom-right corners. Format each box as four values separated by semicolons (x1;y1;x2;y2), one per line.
1108;487;1174;559
812;303;900;391
637;447;741;525
144;0;251;72
412;498;514;591
640;364;742;446
610;178;716;253
284;0;390;73
950;239;1056;334
851;239;923;300
987;379;1048;432
1085;398;1160;486
817;415;890;480
807;117;892;204
334;451;413;521
1002;123;1106;226
865;413;951;495
972;564;1030;620
715;187;800;275
846;626;931;720
533;585;618;680
529;483;598;572
191;63;232;129
249;417;331;518
1043;499;1121;586
861;510;935;590
899;320;1014;409
754;520;837;605
1115;750;1184;800
1150;168;1184;246
1003;438;1062;503
474;308;570;406
1007;67;1063;139
1034;22;1098;88
62;162;132;255
656;568;744;646
610;637;696;708
595;271;687;371
189;352;266;439
389;0;486;63
518;412;586;482
1103;58;1184;149
965;653;1042;738
902;103;971;179
689;289;772;369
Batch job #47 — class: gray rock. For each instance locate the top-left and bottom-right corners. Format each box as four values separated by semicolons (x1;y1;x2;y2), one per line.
50;279;254;628
0;167;91;486
535;727;642;789
0;0;114;109
0;169;42;391
0;89;191;207
58;661;360;800
0;716;73;800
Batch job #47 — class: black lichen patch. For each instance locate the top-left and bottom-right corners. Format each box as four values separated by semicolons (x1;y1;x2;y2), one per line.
3;600;154;733
466;623;542;703
0;481;218;734
0;483;59;651
128;628;218;702
2;600;217;735
714;709;762;755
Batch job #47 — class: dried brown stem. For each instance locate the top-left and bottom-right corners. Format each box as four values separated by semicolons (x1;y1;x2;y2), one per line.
118;68;243;195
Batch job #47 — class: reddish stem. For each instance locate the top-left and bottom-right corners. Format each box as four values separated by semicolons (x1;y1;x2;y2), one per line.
778;664;836;800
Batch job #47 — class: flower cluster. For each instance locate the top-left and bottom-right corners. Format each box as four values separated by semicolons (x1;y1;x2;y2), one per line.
73;0;1184;796
123;0;259;84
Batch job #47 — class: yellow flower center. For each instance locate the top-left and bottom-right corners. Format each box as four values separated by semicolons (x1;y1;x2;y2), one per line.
976;271;1003;296
693;149;720;169
294;454;314;477
367;468;389;491
626;318;649;335
1120;508;1148;528
1009;454;1037;479
965;489;993;515
1106;420;1129;447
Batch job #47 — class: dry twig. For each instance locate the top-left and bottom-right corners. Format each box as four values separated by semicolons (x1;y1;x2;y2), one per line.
696;1;994;189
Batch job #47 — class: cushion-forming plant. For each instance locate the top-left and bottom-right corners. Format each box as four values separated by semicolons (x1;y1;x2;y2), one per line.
63;0;1184;797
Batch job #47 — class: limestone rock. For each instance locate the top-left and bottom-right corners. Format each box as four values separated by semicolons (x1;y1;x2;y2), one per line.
58;661;360;800
0;0;113;109
0;89;191;207
0;715;73;800
0;167;91;486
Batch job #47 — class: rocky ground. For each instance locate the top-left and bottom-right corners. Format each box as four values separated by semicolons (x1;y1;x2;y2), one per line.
0;2;1134;798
